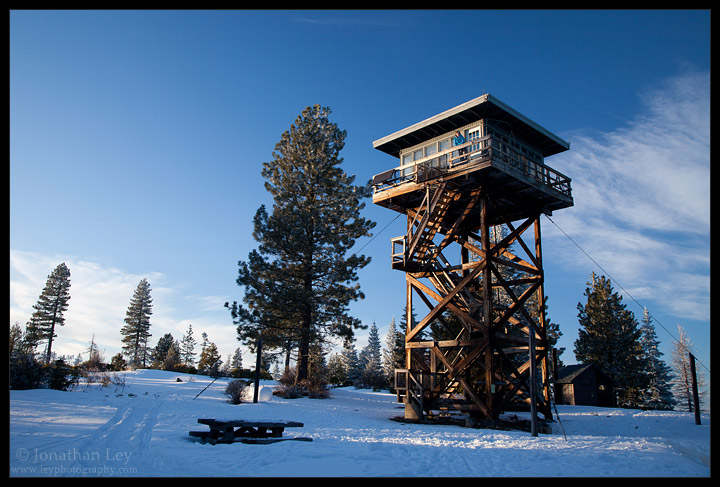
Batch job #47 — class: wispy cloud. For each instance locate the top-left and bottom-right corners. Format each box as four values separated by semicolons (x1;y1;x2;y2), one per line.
546;71;710;321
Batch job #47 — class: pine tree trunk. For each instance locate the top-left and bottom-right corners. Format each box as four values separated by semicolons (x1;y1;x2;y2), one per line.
296;304;312;383
45;299;61;364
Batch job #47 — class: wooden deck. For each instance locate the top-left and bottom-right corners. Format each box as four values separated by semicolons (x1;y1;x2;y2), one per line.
373;134;573;227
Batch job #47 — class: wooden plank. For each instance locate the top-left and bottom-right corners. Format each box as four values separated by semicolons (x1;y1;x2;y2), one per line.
238;437;313;444
189;432;313;445
197;419;303;428
406;261;486;342
408;276;488;335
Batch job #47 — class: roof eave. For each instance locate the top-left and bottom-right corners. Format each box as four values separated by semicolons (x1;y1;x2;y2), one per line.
373;94;569;159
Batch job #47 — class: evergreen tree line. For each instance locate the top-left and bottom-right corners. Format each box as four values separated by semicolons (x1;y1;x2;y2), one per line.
574;272;706;412
9;264;253;391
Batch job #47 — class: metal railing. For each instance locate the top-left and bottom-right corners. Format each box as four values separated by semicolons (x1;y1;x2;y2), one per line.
373;134;572;197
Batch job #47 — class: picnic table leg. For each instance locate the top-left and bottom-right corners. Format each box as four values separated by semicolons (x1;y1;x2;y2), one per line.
221;426;235;443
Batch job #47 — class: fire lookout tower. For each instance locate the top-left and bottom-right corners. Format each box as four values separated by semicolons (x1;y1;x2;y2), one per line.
372;94;573;424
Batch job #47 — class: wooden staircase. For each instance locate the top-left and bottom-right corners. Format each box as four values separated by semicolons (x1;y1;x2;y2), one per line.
403;182;459;270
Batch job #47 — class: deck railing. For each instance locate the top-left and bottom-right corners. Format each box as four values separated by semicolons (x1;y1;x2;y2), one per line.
372;134;572;197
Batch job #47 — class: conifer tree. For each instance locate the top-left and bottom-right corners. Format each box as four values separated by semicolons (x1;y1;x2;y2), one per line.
382;316;405;386
399;305;417;341
341;338;361;385
9;322;46;389
670;324;706;412
9;322;25;357
200;332;209;355
543;297;565;366
363;322;382;369
230;347;243;370
307;342;329;384
25;263;71;364
120;278;153;368
574;273;645;408
639;308;675;410
163;342;180;371
198;341;222;376
179;324;197;366
152;333;176;368
109;353;127;371
326;352;347;386
227;105;375;383
357;322;385;389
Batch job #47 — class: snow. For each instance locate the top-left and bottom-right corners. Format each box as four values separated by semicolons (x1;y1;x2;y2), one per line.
10;369;710;477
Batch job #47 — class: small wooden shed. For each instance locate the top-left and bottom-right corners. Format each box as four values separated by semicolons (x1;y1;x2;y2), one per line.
554;364;615;407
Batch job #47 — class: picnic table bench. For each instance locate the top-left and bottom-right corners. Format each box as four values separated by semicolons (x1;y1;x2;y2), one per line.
189;419;313;445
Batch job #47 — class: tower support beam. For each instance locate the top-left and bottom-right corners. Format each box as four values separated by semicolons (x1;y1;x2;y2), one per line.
397;181;552;423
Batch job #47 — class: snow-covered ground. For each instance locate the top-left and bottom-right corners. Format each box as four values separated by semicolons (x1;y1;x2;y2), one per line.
9;369;710;477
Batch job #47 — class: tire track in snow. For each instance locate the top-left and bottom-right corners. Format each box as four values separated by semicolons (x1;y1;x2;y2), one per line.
69;396;161;474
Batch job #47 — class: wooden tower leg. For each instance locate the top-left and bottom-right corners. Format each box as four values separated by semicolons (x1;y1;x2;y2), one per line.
480;190;494;417
398;182;552;423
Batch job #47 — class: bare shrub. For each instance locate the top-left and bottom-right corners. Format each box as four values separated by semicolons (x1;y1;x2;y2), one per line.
225;379;250;404
273;367;329;399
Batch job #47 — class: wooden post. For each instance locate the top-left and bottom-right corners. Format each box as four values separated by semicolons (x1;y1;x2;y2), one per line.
535;217;552;420
529;329;538;437
253;334;263;404
480;192;493;411
689;353;701;425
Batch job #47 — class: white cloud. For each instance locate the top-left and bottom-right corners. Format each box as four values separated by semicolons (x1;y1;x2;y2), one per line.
546;71;710;322
9;250;241;363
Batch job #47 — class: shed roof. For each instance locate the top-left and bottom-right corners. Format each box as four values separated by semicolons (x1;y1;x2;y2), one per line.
555;364;613;384
372;94;569;159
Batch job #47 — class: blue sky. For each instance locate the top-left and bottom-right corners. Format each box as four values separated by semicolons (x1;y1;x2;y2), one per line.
10;10;710;384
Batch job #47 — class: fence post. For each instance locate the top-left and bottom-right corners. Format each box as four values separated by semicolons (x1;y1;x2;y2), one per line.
530;330;538;437
253;334;263;404
689;353;701;425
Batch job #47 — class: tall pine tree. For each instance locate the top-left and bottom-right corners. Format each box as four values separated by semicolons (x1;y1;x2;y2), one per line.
120;278;153;368
382;316;405;387
25;263;71;364
358;322;384;389
639;308;675;410
179;324;197;366
227;105;375;383
574;273;645;408
341;338;361;385
362;322;382;368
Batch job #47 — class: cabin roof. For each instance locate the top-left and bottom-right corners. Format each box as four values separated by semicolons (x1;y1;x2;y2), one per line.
372;94;570;159
555;364;613;384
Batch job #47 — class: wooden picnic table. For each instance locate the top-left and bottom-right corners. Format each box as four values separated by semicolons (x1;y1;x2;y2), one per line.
189;419;312;445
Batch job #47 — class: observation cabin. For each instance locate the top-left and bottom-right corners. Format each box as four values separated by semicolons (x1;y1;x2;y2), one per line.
372;94;572;232
371;94;574;426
